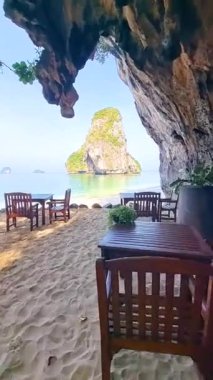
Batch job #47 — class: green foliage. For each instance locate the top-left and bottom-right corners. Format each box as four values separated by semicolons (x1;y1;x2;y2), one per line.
95;37;114;64
12;61;36;84
109;205;137;225
66;147;87;173
1;48;41;85
92;107;120;122
170;163;213;194
88;107;122;147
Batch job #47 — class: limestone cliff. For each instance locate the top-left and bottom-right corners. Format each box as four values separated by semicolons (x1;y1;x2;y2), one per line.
66;108;141;174
3;1;213;191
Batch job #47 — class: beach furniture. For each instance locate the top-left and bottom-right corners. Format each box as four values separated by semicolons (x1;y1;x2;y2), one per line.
96;256;213;380
159;192;178;222
48;188;71;223
31;193;53;225
133;192;161;221
98;221;213;262
4;192;39;231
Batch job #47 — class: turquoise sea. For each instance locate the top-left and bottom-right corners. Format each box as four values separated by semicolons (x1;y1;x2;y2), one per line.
0;171;161;208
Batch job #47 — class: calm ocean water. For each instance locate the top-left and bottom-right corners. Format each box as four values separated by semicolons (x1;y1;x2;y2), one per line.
0;171;161;208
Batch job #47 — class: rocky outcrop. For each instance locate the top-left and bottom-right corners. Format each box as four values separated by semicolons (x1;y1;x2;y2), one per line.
33;169;45;173
3;1;213;191
0;166;11;174
66;108;141;174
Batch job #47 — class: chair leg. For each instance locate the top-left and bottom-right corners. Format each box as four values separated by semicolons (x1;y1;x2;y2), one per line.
13;217;17;227
63;210;67;222
49;209;52;224
101;348;111;380
68;208;70;219
196;354;213;380
6;217;10;232
36;214;39;227
30;218;33;231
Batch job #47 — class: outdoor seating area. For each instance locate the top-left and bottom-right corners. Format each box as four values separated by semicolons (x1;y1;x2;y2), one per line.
96;193;213;379
48;188;71;223
96;256;213;380
0;197;212;379
120;191;178;222
4;189;71;231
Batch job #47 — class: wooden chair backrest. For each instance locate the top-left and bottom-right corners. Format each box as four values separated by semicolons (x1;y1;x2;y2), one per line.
64;188;71;208
4;192;32;217
96;256;213;356
134;192;160;218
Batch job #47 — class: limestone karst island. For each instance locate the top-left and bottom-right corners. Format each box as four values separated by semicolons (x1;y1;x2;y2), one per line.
66;108;141;175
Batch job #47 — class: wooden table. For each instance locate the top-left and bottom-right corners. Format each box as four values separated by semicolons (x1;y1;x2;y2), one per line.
32;194;53;225
98;221;213;262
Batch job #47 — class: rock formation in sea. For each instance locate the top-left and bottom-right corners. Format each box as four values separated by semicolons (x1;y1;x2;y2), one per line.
33;169;45;174
3;1;213;192
66;108;141;174
0;166;11;174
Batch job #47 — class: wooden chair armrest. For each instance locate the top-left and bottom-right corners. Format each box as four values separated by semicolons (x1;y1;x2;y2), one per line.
32;203;39;209
160;197;171;202
160;198;177;205
48;199;65;203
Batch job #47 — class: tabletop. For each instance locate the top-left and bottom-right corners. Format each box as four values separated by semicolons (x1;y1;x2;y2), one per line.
32;194;53;201
98;221;213;261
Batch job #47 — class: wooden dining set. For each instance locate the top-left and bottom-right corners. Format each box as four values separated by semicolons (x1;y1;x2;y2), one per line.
96;191;213;379
4;189;71;231
3;188;213;378
120;190;178;222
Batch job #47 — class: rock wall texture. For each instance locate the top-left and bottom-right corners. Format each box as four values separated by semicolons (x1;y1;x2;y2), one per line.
66;107;141;174
4;0;213;191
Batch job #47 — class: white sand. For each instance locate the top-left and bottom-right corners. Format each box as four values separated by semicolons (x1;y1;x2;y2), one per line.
0;209;202;380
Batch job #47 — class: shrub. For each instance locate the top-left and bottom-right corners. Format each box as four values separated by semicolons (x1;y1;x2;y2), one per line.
109;205;136;225
170;163;213;194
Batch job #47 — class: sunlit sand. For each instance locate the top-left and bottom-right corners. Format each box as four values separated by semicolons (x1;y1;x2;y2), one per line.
0;209;202;379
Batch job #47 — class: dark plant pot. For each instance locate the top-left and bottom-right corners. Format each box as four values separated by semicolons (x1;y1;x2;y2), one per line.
177;186;213;242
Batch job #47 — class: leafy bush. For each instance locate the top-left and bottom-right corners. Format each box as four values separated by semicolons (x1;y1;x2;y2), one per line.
109;206;136;225
170;163;213;194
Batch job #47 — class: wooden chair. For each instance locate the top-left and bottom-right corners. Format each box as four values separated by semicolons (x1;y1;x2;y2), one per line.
4;192;39;231
159;193;178;222
133;192;160;221
48;188;71;223
96;256;213;380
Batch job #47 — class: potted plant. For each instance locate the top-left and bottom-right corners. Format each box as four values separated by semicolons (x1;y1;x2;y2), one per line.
109;205;137;226
170;163;213;243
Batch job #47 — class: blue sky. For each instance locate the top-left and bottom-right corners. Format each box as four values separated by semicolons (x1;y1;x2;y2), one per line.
0;5;159;173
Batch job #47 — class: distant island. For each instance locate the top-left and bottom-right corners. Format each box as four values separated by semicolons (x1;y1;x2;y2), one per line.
66;107;141;174
0;166;11;174
33;169;45;174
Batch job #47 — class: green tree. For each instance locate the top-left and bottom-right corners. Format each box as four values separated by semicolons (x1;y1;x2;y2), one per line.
95;36;119;63
0;37;115;84
0;48;41;84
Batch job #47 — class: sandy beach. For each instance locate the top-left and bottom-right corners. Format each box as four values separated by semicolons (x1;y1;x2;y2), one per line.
0;209;202;380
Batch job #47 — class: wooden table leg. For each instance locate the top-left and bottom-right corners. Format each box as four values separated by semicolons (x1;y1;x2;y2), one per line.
41;201;45;225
